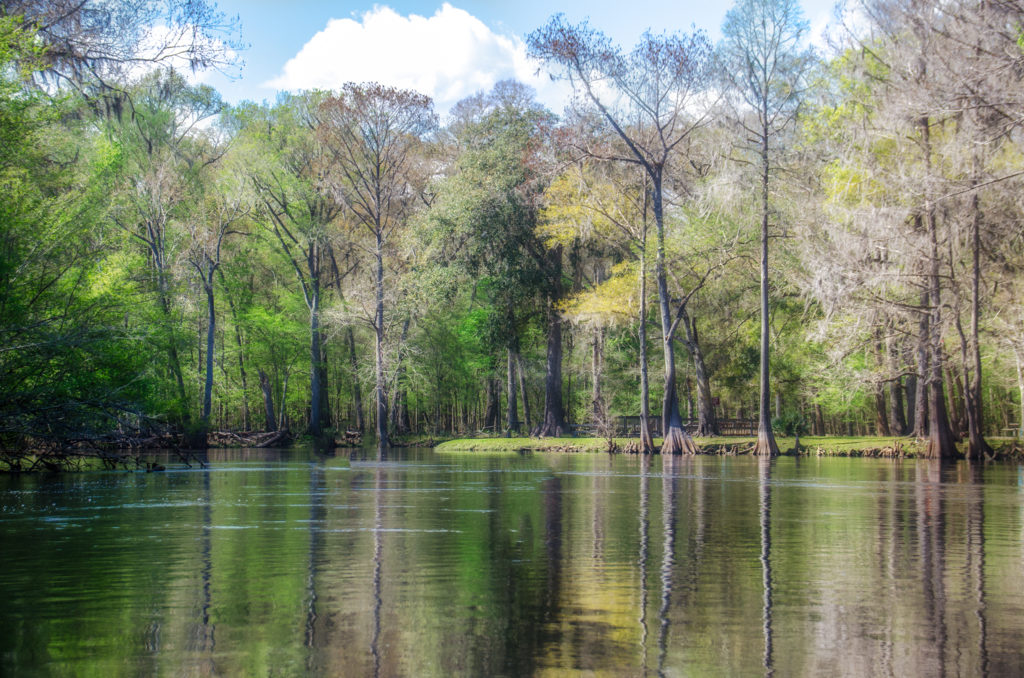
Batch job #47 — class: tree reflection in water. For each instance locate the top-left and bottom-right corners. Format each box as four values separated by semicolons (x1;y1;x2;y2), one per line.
759;455;774;677
5;451;1024;676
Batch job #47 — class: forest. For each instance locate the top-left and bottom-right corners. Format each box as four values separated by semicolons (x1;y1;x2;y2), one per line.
2;0;1024;462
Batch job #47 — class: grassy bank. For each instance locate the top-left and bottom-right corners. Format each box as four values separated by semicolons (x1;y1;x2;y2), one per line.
435;435;1024;458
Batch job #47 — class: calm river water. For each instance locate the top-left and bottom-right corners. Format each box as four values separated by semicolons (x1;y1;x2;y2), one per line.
1;449;1023;677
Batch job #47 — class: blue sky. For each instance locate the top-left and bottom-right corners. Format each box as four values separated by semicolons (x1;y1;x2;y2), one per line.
203;0;841;114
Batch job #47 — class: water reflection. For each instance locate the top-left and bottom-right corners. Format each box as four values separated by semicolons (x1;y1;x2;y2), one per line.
638;454;651;674
759;456;774;677
2;452;1024;676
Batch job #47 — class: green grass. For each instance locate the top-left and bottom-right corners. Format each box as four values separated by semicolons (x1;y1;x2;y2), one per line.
434;435;966;457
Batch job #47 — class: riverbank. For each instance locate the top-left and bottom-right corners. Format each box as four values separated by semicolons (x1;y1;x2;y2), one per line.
435;435;1024;458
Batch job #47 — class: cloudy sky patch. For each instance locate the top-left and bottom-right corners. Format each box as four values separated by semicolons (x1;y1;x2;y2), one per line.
264;4;569;115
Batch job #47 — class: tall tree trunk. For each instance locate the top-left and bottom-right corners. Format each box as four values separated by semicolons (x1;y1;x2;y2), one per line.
319;342;331;431
904;371;917;434
965;186;992;459
754;119;779;456
484;377;501;431
537;297;567;436
638;195;655;453
516;350;531;434
388;317;412;435
652;173;698;454
157;281;189;425
280;370;290;431
202;274;216;428
923;157;956;458
889;377;907;436
680;308;719;437
946;364;965;441
374;236;389;447
813;403;825;436
1015;350;1024;439
537;245;567;437
887;334;907;435
308;284;324;438
591;326;604;418
913;293;930;438
346;327;365;432
221;271;250;432
874;386;890;437
873;334;891;436
259;369;277;431
507;347;520;433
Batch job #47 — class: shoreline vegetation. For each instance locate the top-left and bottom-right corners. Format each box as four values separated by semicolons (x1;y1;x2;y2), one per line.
434;435;1024;459
5;434;1023;473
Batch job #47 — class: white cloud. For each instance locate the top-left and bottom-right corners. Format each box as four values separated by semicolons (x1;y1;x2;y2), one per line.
264;4;570;115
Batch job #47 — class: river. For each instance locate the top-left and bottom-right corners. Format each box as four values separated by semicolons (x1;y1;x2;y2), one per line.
1;448;1022;676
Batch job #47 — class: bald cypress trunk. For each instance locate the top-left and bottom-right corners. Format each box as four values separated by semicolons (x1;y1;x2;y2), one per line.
652;174;697;455
754;115;779;456
537;245;567;437
923;170;955;457
680;308;719;437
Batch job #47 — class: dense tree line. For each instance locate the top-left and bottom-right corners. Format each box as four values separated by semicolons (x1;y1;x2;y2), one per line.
2;0;1024;458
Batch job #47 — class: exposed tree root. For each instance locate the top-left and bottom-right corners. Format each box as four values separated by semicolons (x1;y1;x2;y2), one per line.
752;428;780;456
660;425;700;455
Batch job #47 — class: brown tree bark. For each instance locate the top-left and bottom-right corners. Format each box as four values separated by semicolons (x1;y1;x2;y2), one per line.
965;186;993;459
922;135;956;458
653;176;698;455
516;350;532;435
259;369;277;431
753;115;779;457
638;241;655;453
507;347;520;434
537;245;567;437
346;327;364;432
537;298;567;436
679;308;720;437
484;377;501;432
